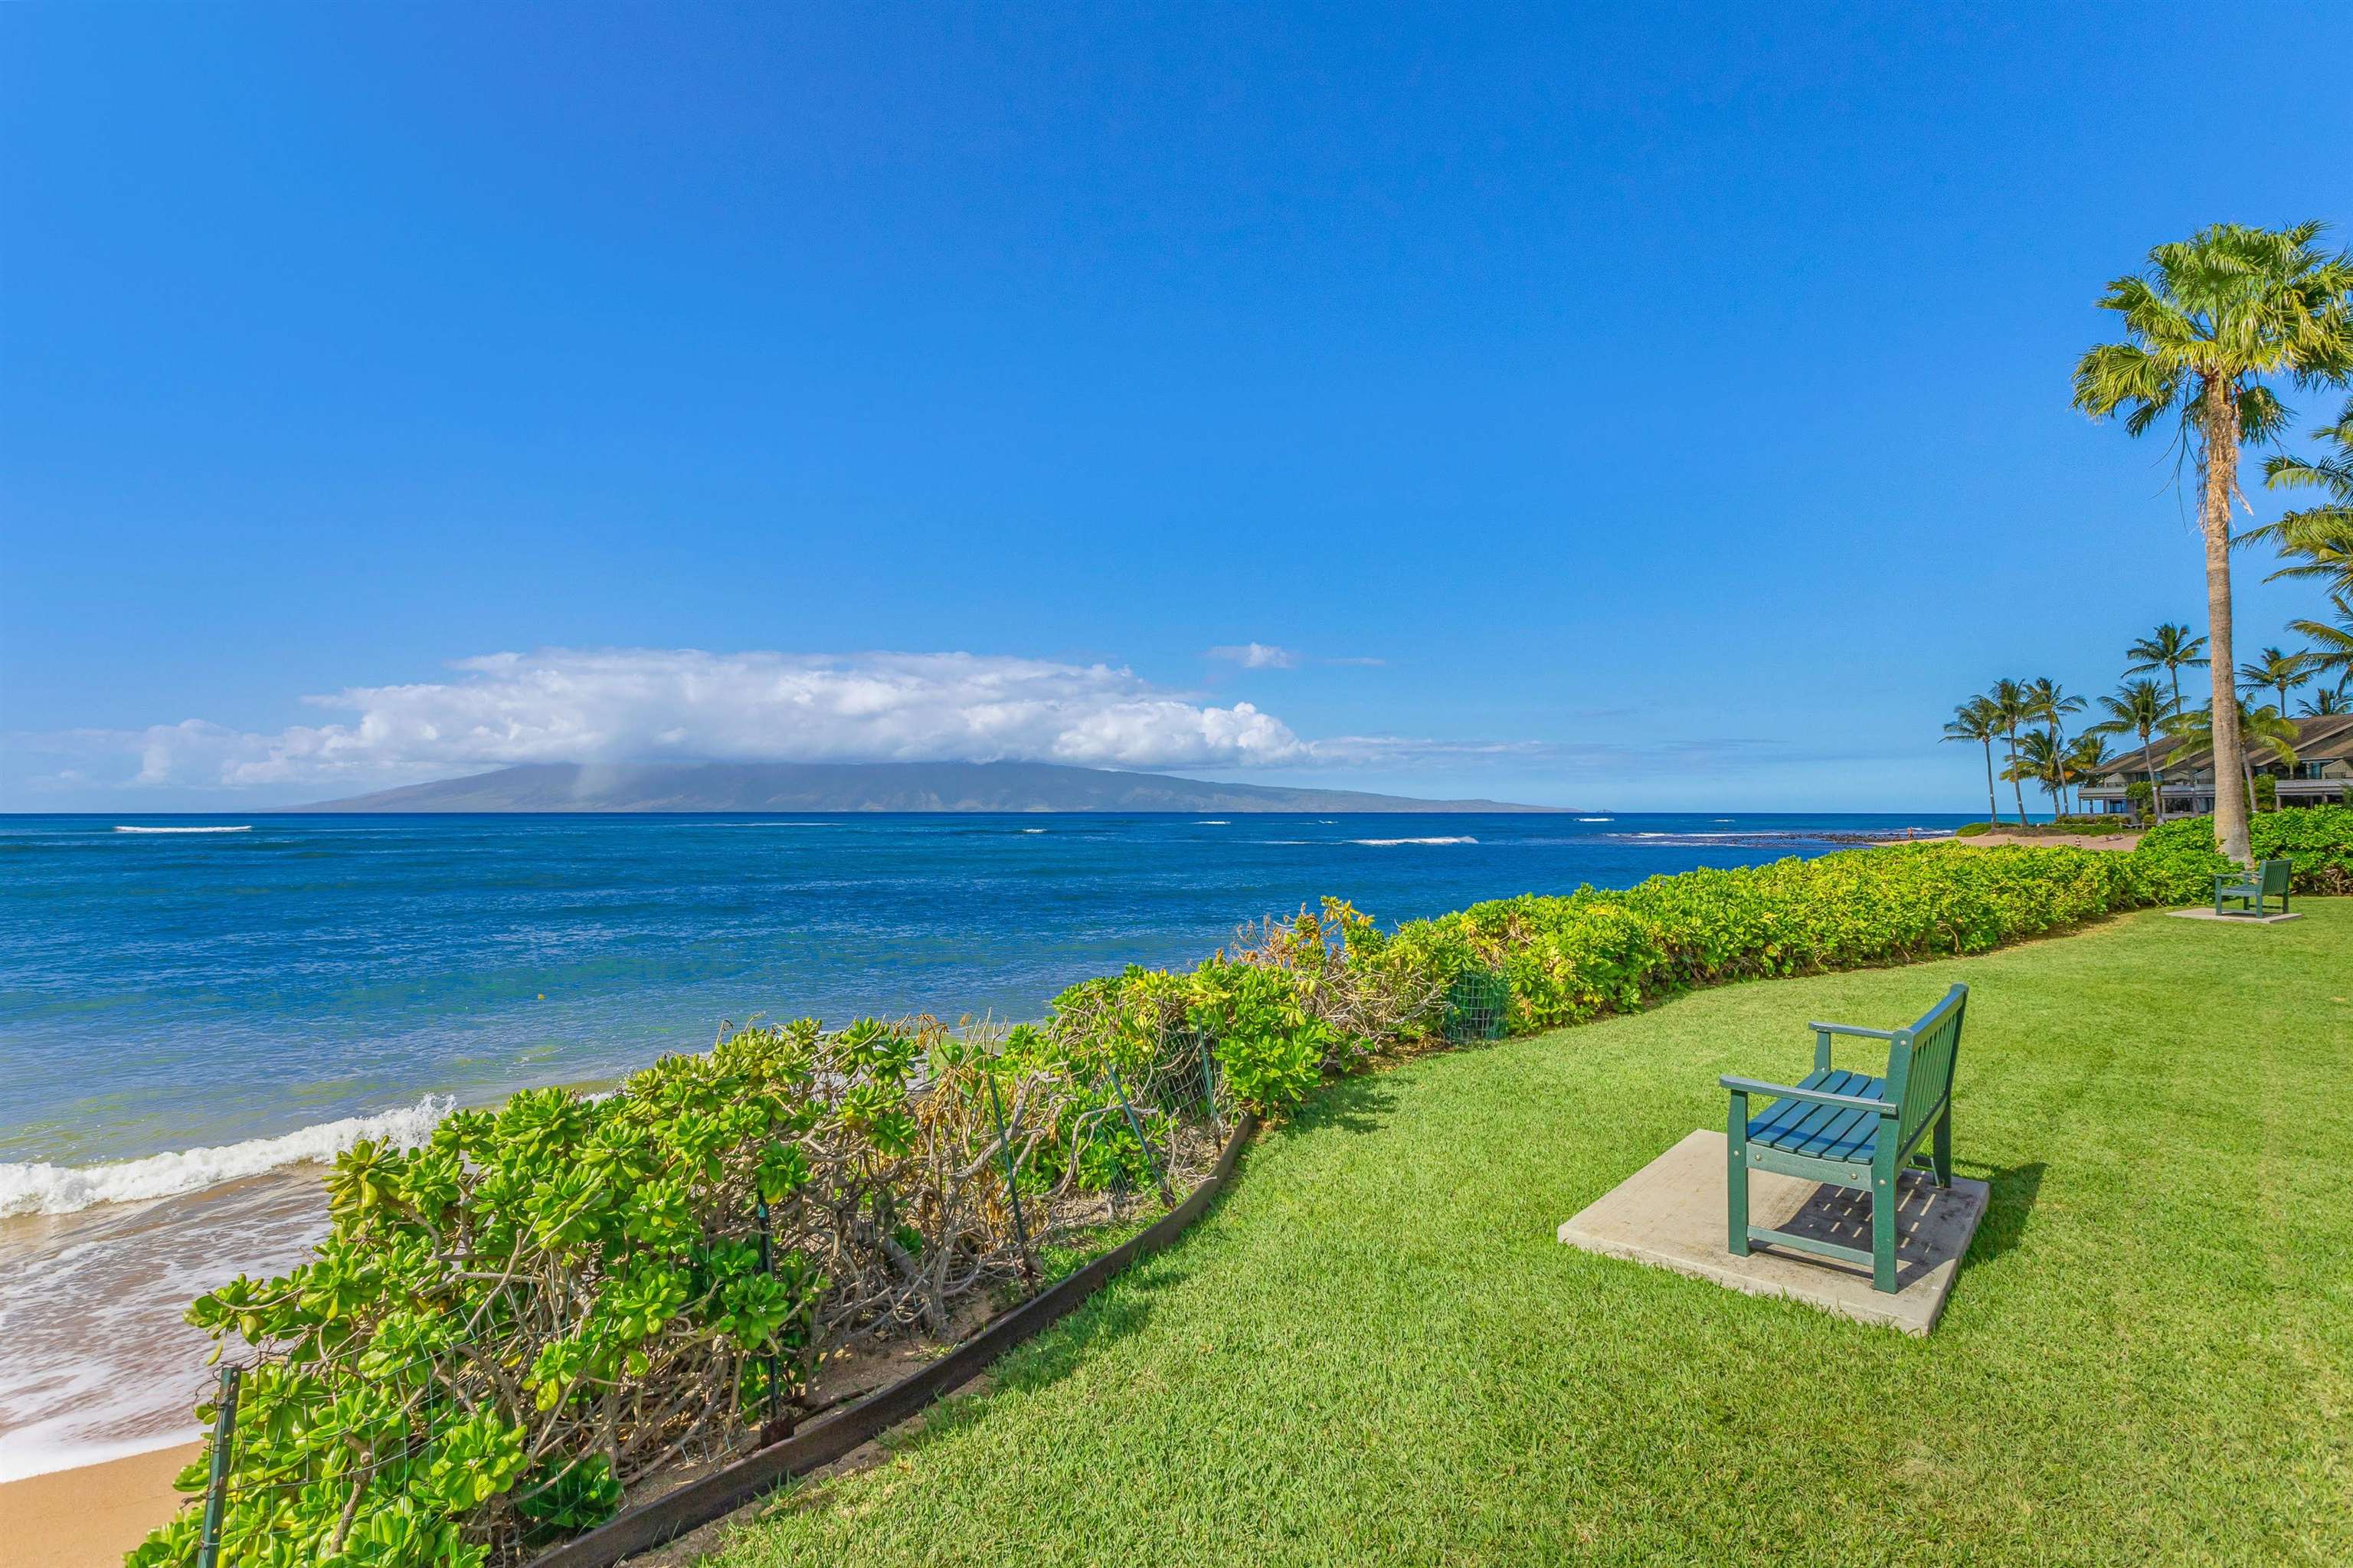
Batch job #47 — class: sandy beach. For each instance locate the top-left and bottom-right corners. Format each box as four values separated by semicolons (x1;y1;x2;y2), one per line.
0;1441;198;1567
1955;829;2143;850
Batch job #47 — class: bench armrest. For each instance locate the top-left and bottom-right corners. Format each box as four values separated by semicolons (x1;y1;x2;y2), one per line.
1808;1021;1898;1040
1720;1075;1897;1115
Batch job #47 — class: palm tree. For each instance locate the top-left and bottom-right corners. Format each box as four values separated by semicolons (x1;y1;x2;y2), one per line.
2292;591;2353;692
2123;623;2208;719
2300;686;2350;716
2237;645;2313;712
1988;677;2032;825
1942;696;2004;829
2022;677;2086;813
2249;396;2353;597
2089;679;2171;822
2162;699;2302;813
2003;730;2067;820
2073;221;2353;863
2062;735;2116;815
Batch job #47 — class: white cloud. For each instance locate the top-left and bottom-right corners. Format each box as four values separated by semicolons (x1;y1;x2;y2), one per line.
38;649;1338;790
1206;642;1298;669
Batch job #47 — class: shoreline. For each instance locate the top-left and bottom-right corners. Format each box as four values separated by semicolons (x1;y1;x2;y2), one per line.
0;1440;199;1567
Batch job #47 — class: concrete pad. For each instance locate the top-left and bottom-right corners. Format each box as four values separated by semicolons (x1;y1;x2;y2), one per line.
1556;1129;1988;1336
2165;906;2302;925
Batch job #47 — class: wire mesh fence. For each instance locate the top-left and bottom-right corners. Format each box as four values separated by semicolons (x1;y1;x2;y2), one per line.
1442;968;1510;1043
158;1012;1239;1568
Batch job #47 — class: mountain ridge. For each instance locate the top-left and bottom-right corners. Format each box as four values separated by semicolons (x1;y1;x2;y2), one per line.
288;761;1568;813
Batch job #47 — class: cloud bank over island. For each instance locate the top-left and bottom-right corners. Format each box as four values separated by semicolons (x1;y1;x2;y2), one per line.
29;647;1540;794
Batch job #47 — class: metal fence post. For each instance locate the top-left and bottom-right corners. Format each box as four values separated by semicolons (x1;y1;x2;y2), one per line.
754;1196;791;1445
1193;1027;1223;1135
195;1361;241;1568
984;1069;1039;1292
1105;1065;1173;1207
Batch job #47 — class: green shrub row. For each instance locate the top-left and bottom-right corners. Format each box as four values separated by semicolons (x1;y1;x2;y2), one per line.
139;812;2349;1567
1952;816;2137;837
2134;804;2353;896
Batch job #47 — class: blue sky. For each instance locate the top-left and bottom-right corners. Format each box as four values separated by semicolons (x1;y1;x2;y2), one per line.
4;3;2349;812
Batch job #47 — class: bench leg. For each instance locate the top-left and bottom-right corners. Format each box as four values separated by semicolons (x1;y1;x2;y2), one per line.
1932;1105;1952;1189
1871;1154;1898;1294
1726;1092;1750;1258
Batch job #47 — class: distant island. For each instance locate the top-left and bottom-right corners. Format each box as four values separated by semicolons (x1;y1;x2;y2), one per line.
290;761;1569;813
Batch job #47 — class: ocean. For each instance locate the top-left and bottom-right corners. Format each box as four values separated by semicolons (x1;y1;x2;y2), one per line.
0;810;1965;1479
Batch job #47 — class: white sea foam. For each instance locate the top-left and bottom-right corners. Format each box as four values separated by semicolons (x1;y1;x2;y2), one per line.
1576;816;1613;822
1194;820;1229;825
1021;827;1047;833
0;1097;453;1219
1348;836;1478;846
113;825;251;834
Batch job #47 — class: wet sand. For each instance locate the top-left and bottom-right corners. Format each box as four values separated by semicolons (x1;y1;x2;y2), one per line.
0;1170;326;1486
0;1440;199;1567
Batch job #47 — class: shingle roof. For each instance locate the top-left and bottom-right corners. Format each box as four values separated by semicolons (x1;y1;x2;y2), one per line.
2096;712;2353;776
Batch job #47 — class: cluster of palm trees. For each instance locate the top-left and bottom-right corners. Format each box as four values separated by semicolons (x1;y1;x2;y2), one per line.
1939;221;2353;853
1946;607;2349;830
1942;679;2105;825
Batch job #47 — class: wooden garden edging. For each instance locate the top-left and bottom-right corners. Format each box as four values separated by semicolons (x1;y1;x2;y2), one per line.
529;1112;1257;1568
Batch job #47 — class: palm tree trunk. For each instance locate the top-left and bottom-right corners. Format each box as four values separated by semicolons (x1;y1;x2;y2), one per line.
2006;731;2027;824
2201;375;2251;863
1980;738;1997;827
2142;724;2162;824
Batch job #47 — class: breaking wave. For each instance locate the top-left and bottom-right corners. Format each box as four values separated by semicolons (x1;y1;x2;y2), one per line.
0;1098;453;1219
1347;836;1478;846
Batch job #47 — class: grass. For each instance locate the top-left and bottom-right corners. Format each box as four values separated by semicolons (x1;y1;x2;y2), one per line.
705;903;2353;1566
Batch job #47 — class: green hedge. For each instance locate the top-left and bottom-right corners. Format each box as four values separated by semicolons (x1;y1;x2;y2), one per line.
2135;804;2353;896
139;816;2352;1567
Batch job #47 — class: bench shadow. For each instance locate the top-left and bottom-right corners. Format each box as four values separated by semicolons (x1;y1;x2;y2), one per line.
1959;1157;2045;1267
1755;1158;2044;1292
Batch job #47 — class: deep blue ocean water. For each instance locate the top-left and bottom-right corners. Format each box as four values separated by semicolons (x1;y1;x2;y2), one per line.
1;810;1967;1167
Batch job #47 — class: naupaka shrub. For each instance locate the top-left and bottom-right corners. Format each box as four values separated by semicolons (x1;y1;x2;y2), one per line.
2135;804;2353;896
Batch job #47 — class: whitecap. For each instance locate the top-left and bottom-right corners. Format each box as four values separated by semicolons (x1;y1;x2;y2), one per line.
0;1097;453;1219
1348;836;1478;846
1576;817;1612;822
113;826;250;835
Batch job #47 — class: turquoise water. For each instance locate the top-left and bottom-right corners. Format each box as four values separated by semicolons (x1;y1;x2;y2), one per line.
0;811;1965;1169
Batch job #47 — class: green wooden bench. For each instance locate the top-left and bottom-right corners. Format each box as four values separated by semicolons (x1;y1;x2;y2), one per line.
2214;859;2291;917
1720;984;1966;1294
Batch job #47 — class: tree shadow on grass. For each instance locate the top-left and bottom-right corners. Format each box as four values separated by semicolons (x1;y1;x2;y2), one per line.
1285;1072;1399;1138
1959;1158;2046;1267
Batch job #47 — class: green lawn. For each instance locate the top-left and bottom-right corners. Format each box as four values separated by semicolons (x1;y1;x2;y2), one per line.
707;903;2353;1566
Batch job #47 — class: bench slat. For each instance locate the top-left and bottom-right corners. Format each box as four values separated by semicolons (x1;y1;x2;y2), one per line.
1744;1069;1886;1163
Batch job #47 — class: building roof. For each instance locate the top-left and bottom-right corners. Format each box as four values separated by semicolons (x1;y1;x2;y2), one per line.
2096;712;2353;777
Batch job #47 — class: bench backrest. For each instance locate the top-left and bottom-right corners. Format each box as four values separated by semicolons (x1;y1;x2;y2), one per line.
2260;859;2290;895
1884;984;1968;1150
